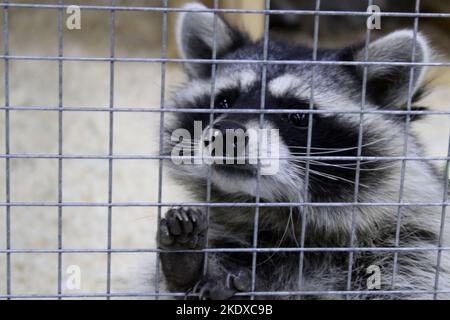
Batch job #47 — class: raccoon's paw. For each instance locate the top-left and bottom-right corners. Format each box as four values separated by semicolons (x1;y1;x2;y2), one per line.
188;270;251;300
158;207;208;250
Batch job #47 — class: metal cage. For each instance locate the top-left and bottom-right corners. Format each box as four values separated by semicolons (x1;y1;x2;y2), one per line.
1;0;450;299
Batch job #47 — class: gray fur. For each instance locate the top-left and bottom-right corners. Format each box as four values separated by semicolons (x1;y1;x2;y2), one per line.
157;3;450;300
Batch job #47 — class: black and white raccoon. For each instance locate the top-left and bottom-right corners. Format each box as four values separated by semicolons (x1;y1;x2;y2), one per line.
157;3;450;299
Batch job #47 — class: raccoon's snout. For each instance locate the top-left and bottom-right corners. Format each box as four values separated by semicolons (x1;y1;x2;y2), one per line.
203;120;248;160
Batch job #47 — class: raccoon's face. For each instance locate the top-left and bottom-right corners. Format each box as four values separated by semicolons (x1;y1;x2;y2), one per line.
166;3;431;202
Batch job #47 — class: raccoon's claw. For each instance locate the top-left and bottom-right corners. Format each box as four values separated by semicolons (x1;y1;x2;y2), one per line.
198;280;236;300
229;270;252;293
187;271;251;300
159;207;208;249
187;279;235;300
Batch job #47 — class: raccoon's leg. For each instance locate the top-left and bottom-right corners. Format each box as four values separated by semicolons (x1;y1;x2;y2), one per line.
158;207;208;292
190;267;252;300
158;207;252;299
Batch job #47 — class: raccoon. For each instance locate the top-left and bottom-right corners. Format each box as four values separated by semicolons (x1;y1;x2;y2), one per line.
157;3;450;299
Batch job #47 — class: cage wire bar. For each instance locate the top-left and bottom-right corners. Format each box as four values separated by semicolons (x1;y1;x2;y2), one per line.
106;0;116;300
0;1;450;300
155;0;169;299
298;0;321;296
346;0;372;299
391;0;422;290
1;3;450;18
203;0;219;293
57;0;64;299
3;0;11;301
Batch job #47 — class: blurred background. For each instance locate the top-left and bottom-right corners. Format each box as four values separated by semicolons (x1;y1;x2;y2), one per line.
0;0;449;298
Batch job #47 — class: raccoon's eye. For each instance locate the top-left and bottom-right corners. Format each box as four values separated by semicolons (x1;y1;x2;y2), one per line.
288;113;310;128
214;89;239;109
218;98;231;109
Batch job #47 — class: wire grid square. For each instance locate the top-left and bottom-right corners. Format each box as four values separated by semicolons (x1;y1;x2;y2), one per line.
62;159;109;202
62;207;108;249
11;252;59;296
62;111;110;154
113;62;163;109
63;6;110;58
62;61;110;108
112;160;159;203
11;159;59;202
113;9;163;59
8;7;59;56
61;252;107;295
9;60;59;107
10;110;59;154
112;111;157;155
0;0;449;299
11;207;58;250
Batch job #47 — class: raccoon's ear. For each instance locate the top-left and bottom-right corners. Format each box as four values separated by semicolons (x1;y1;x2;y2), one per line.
354;30;431;108
176;3;247;78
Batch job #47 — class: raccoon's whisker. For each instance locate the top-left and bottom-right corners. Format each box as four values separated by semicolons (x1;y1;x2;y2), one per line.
287;137;390;155
169;142;201;150
359;163;399;172
316;160;399;172
291;224;300;249
305;159;398;172
289;149;364;156
293;163;339;181
257;207;300;267
291;160;370;188
289;208;301;248
291;164;324;186
169;140;201;146
290;158;378;168
310;161;364;168
288;137;390;150
292;160;363;170
173;144;198;150
309;160;378;169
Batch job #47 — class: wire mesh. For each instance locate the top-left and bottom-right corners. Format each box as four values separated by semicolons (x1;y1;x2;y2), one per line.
1;0;450;300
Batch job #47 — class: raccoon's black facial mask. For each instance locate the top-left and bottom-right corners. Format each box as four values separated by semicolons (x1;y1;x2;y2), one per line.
177;4;430;109
169;2;431;201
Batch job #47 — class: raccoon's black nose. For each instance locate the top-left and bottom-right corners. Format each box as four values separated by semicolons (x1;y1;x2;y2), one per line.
204;120;248;159
213;120;246;136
